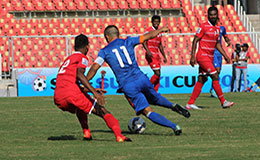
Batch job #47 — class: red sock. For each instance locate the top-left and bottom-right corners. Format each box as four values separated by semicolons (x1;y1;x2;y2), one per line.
104;114;123;138
150;74;160;92
188;81;203;104
154;77;160;92
150;74;159;84
212;81;225;104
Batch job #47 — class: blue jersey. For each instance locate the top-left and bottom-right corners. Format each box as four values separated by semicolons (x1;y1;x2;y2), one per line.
94;36;173;113
95;37;143;88
214;26;227;57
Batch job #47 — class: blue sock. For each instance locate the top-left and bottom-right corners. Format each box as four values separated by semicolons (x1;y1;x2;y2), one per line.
147;112;177;130
153;95;174;109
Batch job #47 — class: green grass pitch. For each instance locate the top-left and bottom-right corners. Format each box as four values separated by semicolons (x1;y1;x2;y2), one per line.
1;92;260;160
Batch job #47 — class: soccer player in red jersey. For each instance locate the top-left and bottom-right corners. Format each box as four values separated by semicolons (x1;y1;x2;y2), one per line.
143;15;167;92
186;6;234;109
54;34;131;142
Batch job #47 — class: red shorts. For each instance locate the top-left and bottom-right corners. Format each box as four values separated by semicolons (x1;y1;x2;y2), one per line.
146;54;161;70
197;61;217;75
54;91;96;114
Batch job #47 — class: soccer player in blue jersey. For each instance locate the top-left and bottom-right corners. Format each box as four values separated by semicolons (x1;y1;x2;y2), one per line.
210;22;231;97
87;25;190;136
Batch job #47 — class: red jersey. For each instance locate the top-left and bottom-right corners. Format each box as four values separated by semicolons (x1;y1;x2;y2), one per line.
196;21;220;62
145;26;162;55
55;51;89;98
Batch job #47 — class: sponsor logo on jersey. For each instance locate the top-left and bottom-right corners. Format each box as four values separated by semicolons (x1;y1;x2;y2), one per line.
82;58;88;66
196;27;202;34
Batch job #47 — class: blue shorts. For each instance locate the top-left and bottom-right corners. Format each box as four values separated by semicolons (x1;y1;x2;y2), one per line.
122;74;171;114
213;55;222;68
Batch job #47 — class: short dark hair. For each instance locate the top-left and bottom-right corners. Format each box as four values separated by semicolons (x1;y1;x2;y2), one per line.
152;15;161;22
208;6;218;15
242;43;249;48
104;25;119;37
74;34;89;51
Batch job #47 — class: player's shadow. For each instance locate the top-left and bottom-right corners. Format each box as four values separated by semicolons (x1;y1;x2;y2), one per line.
47;134;113;142
197;105;209;109
47;135;77;141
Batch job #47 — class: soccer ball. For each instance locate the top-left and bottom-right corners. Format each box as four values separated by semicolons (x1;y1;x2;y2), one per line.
33;77;47;92
128;117;146;134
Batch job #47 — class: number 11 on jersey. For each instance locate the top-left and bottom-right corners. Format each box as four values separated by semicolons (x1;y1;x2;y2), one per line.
112;46;132;68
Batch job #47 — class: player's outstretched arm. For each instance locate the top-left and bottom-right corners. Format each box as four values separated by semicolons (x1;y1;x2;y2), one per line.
77;67;105;106
190;36;200;67
86;63;101;80
142;26;169;42
216;41;231;63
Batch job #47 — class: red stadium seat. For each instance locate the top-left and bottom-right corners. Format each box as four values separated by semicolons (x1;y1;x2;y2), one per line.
61;18;71;28
13;2;24;11
24;2;35;11
114;17;124;27
45;2;56;11
66;1;76;10
118;0;129;10
97;1;108;10
139;0;150;9
129;0;139;9
35;1;45;11
150;0;160;9
3;3;13;11
159;0;170;9
92;18;103;29
103;18;113;27
55;1;66;11
76;1;87;10
125;17;134;24
72;18;81;26
30;19;39;29
86;0;97;10
107;0;118;10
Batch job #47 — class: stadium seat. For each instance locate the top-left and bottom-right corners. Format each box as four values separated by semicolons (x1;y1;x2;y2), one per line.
107;0;118;10
45;1;56;11
118;0;128;10
97;1;108;10
76;1;87;10
128;0;139;9
171;0;181;8
160;0;171;9
35;1;45;11
139;0;150;9
149;0;159;9
13;2;24;11
86;0;98;10
66;1;77;10
114;17;124;27
24;2;35;11
56;1;66;11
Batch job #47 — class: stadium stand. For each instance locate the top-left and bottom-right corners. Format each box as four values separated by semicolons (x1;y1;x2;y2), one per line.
0;0;259;72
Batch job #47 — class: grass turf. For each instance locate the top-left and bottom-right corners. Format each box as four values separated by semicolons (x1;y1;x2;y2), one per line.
0;92;260;160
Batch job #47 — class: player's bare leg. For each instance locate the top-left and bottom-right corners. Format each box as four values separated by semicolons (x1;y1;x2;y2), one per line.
92;103;131;142
76;108;92;140
142;107;182;135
